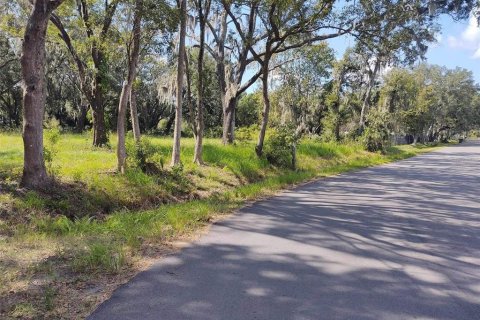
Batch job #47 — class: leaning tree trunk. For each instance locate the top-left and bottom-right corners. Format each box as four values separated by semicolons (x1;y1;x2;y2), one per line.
20;0;63;189
171;0;187;166
117;0;142;173
256;53;271;157
129;87;141;142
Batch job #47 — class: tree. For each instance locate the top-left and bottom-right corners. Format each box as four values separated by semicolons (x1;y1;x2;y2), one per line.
355;0;478;129
274;43;335;135
354;0;435;129
211;1;262;144
0;31;21;128
117;0;143;173
171;0;187;166
50;0;120;147
20;0;65;189
381;64;480;143
192;0;212;164
246;0;352;156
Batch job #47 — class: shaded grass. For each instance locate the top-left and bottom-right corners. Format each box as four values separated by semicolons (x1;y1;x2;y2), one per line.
0;131;445;319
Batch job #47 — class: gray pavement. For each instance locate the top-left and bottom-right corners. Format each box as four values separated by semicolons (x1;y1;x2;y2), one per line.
89;141;480;320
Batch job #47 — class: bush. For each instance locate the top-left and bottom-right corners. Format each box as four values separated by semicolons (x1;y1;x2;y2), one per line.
361;110;392;152
468;130;479;138
237;92;261;127
264;125;300;169
181;120;194;138
236;125;259;143
126;137;164;173
321;110;341;142
156;118;170;134
204;126;222;138
44;118;62;176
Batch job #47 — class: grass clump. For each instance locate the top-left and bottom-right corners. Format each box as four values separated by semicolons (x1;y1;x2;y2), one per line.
72;241;127;274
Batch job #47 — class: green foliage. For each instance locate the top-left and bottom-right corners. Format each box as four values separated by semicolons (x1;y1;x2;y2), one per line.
264;126;300;169
237;93;261;127
321;103;341;142
383;64;479;142
361;110;392;152
271;43;335;129
181;120;194;138
126;137;164;173
468;130;479;138
44;118;62;177
157;119;169;133
171;162;188;185
235;125;259;143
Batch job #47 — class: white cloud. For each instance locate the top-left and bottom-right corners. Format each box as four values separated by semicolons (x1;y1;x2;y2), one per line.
446;15;480;59
463;15;480;42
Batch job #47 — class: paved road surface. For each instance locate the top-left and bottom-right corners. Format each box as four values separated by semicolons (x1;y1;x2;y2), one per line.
89;141;480;320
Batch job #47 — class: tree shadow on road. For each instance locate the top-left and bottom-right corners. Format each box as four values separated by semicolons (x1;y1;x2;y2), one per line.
89;142;480;320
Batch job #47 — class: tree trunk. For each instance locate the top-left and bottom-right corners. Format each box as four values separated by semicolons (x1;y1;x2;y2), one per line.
171;0;187;166
193;0;209;165
359;59;381;129
291;144;297;170
117;82;131;173
129;87;141;142
413;135;419;145
222;96;236;145
92;101;107;146
256;58;271;157
334;118;341;141
75;102;88;133
20;0;61;189
117;0;142;173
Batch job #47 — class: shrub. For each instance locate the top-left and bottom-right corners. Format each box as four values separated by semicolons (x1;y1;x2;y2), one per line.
181;120;194;138
126;137;164;173
236;125;259;143
264;125;300;169
44;118;62;176
468;130;479;138
361;109;392;152
237;92;261;127
204;126;223;138
157;119;169;134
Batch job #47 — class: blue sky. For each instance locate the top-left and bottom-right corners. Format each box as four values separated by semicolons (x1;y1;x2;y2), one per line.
328;15;480;83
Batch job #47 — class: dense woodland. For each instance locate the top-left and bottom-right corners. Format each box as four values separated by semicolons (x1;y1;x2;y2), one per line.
0;0;479;189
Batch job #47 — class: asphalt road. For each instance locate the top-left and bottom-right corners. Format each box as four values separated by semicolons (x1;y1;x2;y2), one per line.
89;141;480;320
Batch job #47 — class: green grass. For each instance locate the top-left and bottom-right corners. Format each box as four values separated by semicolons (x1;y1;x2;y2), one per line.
0;131;443;243
0;131;444;319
